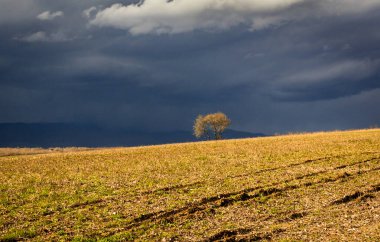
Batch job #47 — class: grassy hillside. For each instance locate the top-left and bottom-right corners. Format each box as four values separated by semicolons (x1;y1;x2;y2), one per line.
1;129;380;241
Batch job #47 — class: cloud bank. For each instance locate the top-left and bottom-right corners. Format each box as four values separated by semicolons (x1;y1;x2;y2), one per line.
90;0;303;34
273;59;380;101
17;31;71;42
282;59;379;85
90;0;380;34
37;11;64;21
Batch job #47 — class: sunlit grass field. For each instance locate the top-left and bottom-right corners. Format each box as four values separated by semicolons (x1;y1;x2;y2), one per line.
1;129;380;241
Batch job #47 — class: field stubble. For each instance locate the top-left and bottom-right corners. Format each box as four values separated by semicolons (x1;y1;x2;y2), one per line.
0;129;380;241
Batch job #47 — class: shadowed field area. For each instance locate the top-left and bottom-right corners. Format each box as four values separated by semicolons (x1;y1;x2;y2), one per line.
1;129;380;241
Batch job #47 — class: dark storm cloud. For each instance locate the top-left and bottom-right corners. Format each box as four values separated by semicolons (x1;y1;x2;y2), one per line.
0;0;379;133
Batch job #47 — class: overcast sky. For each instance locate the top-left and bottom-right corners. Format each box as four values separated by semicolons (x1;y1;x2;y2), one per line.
0;0;379;134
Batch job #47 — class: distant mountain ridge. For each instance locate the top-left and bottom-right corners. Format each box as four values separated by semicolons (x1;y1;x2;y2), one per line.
0;123;266;148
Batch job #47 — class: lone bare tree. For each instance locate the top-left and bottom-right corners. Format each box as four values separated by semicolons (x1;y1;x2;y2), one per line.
193;112;231;140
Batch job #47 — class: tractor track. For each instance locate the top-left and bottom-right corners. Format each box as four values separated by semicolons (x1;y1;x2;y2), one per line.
102;155;380;237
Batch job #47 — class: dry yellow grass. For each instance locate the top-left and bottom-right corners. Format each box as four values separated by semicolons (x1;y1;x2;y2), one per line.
0;129;380;241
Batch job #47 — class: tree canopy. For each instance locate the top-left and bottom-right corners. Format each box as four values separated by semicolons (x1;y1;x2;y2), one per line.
193;112;231;140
